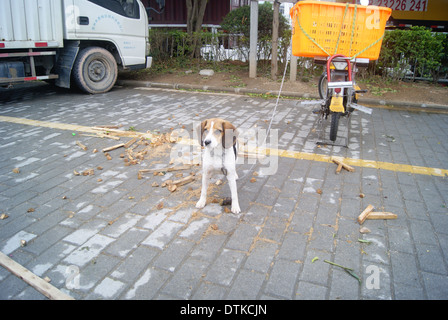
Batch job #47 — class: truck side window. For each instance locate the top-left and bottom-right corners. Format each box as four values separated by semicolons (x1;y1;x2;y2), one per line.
88;0;140;19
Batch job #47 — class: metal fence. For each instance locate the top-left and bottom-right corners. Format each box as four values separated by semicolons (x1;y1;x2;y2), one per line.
148;26;448;83
148;26;289;64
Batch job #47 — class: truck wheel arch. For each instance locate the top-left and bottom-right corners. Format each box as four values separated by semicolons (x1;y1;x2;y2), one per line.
72;46;118;94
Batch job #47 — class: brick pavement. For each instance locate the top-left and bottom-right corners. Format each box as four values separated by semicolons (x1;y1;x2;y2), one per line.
0;83;447;300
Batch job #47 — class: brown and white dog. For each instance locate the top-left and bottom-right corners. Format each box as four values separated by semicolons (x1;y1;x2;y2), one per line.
196;118;241;214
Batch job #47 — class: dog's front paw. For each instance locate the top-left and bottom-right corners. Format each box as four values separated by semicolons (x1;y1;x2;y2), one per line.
231;203;241;214
196;198;206;209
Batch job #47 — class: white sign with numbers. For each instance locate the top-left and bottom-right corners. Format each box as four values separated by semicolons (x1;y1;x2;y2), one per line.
369;0;428;11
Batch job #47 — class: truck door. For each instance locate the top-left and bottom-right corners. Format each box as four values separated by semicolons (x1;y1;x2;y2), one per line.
73;0;147;67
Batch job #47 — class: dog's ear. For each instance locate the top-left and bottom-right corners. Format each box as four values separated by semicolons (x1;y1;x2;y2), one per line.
198;120;208;147
222;121;237;149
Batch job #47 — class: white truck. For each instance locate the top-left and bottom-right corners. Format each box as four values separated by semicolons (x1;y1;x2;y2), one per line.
0;0;152;94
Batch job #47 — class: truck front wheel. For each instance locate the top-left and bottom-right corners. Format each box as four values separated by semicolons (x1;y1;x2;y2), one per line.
73;47;117;94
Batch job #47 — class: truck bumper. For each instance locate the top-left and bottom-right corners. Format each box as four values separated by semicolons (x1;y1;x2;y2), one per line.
146;56;152;69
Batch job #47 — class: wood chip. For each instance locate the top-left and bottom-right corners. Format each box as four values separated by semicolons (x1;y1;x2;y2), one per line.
89;133;120;140
139;165;193;176
366;212;397;220
331;157;355;173
167;184;177;192
102;143;125;153
161;180;172;187
0;252;75;300
96;125;121;129
108;216;120;225
92;127;142;138
124;137;138;149
336;163;343;174
82;169;94;176
357;204;375;225
171;174;195;187
76;141;87;151
12;168;20;174
0;213;9;220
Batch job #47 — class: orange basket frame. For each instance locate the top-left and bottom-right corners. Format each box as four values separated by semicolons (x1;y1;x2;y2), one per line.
290;1;392;60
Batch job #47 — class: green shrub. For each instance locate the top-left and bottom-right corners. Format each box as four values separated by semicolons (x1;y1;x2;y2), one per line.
377;27;447;83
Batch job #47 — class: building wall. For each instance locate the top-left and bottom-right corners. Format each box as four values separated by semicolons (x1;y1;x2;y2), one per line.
142;0;232;25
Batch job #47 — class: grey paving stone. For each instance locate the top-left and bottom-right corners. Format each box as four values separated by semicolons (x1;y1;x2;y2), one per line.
225;223;259;252
110;245;158;283
105;227;149;258
124;267;171;299
226;269;266;300
265;259;301;299
422;271;448;300
244;240;278;273
86;277;126;300
277;232;307;262
153;238;195;272
1;83;448;300
161;258;208;299
192;282;228;300
141;220;183;250
205;249;245;286
63;234;114;267
295;281;327;300
409;219;439;245
299;250;332;287
415;244;448;275
190;233;227;262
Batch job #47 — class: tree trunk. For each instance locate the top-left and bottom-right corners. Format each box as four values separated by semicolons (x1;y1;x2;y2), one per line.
186;0;208;58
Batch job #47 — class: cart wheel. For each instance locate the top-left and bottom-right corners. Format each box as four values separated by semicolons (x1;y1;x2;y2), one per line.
318;73;328;99
330;112;340;142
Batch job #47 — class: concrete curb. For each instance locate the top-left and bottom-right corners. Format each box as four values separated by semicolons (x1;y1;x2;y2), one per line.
117;79;448;113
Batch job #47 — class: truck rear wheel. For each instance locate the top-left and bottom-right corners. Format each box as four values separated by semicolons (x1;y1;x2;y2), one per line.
73;47;117;94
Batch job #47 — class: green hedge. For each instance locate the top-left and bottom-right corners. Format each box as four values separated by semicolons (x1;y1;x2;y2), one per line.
377;27;447;82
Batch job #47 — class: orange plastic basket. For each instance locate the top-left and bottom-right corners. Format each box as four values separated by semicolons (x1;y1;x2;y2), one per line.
290;1;392;60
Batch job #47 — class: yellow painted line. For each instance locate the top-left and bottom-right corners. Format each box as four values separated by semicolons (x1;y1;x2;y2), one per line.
1;115;447;177
0;116;101;134
261;146;448;177
363;103;448;115
0;116;151;138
